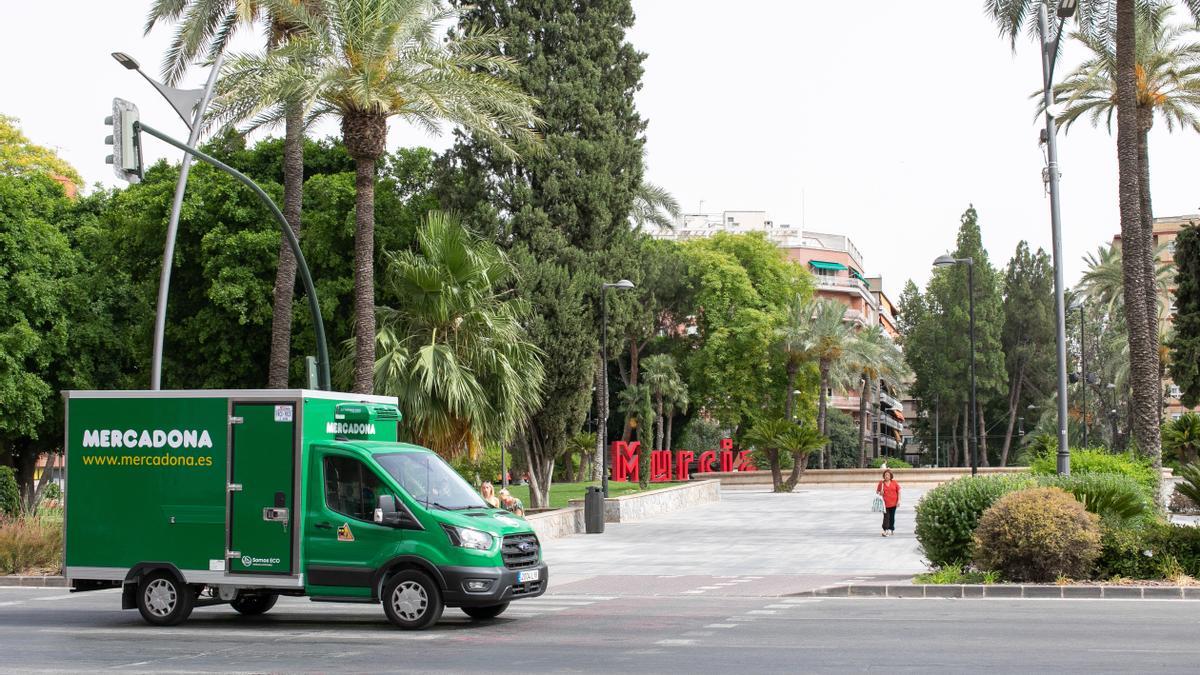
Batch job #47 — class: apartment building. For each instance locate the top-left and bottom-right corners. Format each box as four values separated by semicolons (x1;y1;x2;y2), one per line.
651;211;907;457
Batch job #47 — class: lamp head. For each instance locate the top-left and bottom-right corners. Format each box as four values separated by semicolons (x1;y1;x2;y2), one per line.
1069;297;1085;311
111;52;141;71
611;279;635;290
932;254;958;268
1057;0;1078;19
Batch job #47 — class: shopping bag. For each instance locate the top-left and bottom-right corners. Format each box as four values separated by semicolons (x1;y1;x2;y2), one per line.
871;494;885;513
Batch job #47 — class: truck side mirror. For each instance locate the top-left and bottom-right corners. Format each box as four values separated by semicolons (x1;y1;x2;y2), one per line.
378;494;397;513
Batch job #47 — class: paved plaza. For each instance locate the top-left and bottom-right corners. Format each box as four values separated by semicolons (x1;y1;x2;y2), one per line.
545;485;928;594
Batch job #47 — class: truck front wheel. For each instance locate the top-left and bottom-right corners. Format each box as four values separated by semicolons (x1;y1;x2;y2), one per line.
462;603;509;620
136;571;195;626
231;592;279;616
382;570;443;630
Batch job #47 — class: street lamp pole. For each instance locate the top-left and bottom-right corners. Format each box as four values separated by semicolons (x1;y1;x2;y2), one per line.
1038;1;1076;476
599;280;635;497
112;51;223;390
933;255;977;475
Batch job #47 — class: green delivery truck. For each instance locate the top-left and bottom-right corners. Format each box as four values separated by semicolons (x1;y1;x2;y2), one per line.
63;389;547;629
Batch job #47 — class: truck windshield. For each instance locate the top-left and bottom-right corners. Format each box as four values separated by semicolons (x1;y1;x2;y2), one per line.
373;452;487;510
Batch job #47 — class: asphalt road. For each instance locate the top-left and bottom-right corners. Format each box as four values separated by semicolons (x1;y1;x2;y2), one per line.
2;585;1199;673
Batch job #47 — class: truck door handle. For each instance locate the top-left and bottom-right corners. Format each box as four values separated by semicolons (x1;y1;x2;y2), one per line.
314;521;333;530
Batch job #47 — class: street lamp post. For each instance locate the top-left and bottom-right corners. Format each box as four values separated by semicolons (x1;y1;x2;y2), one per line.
600;280;635;497
112;51;223;390
933;255;977;475
1072;298;1089;447
1037;1;1077;476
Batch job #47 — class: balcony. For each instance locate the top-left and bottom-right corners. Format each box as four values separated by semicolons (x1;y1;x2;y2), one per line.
879;391;902;410
877;435;899;450
879;414;904;432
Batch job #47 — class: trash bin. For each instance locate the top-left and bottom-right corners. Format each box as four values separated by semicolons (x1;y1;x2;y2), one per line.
584;486;605;534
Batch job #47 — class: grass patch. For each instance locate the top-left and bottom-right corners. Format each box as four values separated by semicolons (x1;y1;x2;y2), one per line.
913;564;1001;585
504;481;683;510
0;516;63;575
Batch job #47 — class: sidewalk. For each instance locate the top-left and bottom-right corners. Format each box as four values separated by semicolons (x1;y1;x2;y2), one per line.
544;486;927;585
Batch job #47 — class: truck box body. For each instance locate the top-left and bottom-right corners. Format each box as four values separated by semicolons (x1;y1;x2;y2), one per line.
65;390;398;588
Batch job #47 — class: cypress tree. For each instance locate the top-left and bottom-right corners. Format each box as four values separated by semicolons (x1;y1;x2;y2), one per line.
1169;224;1200;407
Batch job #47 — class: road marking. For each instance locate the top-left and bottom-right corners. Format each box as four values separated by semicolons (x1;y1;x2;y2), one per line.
783;598;823;604
0;601;24;607
656;639;696;646
682;631;714;637
698;586;721;590
542;595;615;601
746;610;777;615
35;594;80;601
725;616;756;622
682;590;706;594
706;623;737;628
764;604;794;609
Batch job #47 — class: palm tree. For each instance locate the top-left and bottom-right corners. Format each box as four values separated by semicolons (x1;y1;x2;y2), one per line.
220;0;541;394
784;299;857;468
148;0;317;388
777;422;828;492
371;211;544;459
986;0;1200;468
630;181;682;232
1164;412;1200;464
664;379;689;453
743;417;827;493
617;383;654;488
565;431;597;482
848;326;909;468
743;417;791;492
1047;5;1200;262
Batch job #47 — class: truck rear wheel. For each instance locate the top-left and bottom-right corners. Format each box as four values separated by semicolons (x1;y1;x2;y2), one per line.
382;570;443;630
136;571;195;626
462;603;509;620
231;592;279;616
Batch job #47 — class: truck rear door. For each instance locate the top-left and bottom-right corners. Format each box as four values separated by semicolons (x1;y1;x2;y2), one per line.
228;401;295;574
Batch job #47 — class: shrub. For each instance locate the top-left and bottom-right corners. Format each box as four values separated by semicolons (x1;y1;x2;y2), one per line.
973;487;1101;582
914;474;1036;566
41;482;62;503
1029;447;1157;496
870;457;912;469
0;517;63;575
0;467;18;517
1096;521;1200;580
1168;487;1200;514
1176;462;1200;508
1039;473;1152;524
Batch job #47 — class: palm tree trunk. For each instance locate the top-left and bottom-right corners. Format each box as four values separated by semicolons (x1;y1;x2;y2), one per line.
666;410;674;453
817;360;830;469
350;154;377;393
267;105;305;388
621;341;640;442
785;363;798;420
977;401;990;467
655;394;665;452
1115;0;1161;468
858;375;869;468
1001;369;1024;467
768;449;783;492
872;379;881;459
593;351;606;481
1138;111;1163;432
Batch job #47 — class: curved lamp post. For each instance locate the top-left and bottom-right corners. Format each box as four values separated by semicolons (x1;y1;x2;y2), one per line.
933;255;977;475
600;279;635;497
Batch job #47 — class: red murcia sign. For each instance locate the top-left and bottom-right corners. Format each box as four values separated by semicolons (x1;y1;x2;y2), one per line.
610;438;757;483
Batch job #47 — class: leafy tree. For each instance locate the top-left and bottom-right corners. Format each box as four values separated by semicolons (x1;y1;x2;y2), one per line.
683;233;811;433
0;466;17;517
372;211;544;459
825;408;861;469
1169;224;1200;406
0;174;77;503
1163;413;1200;464
677;418;724;455
223;0;540;394
0;115;83;187
999;241;1055;465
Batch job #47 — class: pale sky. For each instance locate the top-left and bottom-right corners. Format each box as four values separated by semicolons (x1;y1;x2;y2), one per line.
4;1;1199;295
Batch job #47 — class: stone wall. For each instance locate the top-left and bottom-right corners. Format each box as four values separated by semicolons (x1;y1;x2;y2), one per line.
528;479;722;539
525;504;585;541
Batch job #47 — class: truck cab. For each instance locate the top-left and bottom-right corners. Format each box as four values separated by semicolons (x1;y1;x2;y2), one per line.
63;390;547;630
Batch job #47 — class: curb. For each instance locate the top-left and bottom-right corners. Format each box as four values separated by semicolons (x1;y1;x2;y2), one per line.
0;575;69;588
791;583;1200;600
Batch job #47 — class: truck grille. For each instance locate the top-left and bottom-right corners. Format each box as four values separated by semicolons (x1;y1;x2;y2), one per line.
501;534;540;569
511;580;542;596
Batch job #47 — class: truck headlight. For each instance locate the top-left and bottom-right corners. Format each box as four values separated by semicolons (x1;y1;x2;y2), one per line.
441;524;493;551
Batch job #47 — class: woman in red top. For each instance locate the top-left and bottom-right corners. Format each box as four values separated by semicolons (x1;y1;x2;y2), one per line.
876;469;901;536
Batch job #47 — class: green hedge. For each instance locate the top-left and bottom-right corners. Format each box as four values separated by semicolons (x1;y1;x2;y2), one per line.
870;457;912;469
1029;448;1157;496
915;474;1037;566
1096;522;1200;580
1039;473;1153;525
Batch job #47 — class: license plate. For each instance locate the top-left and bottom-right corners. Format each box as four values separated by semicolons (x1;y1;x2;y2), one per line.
517;569;540;583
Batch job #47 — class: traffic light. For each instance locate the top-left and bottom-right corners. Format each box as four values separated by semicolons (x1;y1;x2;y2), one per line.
105;97;143;183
